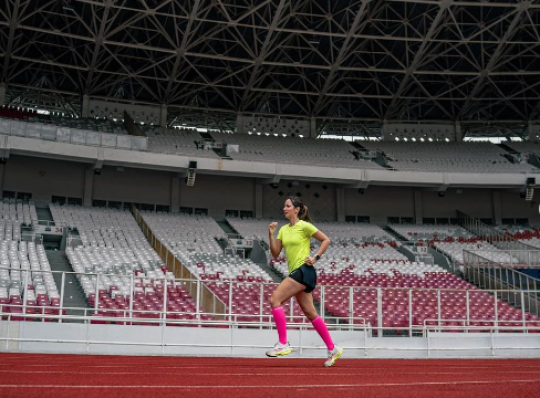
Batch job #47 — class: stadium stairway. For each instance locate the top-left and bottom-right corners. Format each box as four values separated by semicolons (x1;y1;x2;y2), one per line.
497;142;520;156
383;226;408;243
216;220;240;238
215;220;240;250
46;250;89;313
385;226;454;272
36;206;54;222
350;141;389;169
426;246;455;272
200;131;232;159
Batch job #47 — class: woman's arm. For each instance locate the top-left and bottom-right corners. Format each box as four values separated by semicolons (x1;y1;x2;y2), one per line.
268;222;283;259
305;230;331;266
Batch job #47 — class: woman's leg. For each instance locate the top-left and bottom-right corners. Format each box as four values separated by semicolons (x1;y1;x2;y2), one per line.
269;278;306;344
295;291;334;351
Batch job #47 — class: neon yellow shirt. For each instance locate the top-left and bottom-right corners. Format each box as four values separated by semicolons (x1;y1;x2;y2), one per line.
277;220;318;274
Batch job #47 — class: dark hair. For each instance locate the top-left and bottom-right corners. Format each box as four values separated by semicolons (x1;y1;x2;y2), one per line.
287;196;314;224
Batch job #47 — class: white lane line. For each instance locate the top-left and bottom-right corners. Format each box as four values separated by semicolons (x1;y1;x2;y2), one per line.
0;370;539;377
0;379;538;389
1;363;540;370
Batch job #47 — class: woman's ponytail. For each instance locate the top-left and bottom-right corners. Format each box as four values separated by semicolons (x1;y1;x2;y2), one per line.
288;196;314;224
299;204;314;224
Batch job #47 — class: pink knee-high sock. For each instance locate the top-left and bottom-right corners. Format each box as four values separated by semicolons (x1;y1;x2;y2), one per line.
311;316;335;351
271;306;287;344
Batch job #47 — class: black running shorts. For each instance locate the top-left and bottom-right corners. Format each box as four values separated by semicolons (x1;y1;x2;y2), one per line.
288;264;317;293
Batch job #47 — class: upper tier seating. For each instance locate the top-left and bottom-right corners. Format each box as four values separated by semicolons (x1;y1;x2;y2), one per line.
145;127;220;158
1;109;128;135
0;116;146;151
51;205;205;323
209;132;384;169
504;142;540;157
43;115;128;135
0;240;61;320
361;141;538;173
0;106;36;120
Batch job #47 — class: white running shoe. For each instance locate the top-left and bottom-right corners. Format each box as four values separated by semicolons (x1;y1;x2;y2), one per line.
266;342;292;357
324;345;344;367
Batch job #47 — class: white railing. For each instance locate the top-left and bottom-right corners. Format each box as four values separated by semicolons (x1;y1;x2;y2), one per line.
1;267;539;336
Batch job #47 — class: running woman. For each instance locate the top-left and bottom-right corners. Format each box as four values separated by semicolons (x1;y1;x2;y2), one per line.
266;196;343;367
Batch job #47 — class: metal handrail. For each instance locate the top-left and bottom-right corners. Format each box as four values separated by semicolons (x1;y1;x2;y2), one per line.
3;264;540;335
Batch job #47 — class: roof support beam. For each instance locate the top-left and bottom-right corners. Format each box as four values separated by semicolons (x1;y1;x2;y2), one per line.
458;2;530;119
84;0;113;93
164;0;202;103
239;0;290;110
1;0;21;82
313;0;372;115
384;0;451;119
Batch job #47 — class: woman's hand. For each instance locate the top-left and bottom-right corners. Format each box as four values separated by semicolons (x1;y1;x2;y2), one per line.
305;256;317;266
268;222;278;235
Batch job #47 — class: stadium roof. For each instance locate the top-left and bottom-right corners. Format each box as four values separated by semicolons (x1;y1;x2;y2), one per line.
2;0;540;123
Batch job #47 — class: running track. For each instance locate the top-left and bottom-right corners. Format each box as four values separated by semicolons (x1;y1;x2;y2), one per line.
0;353;539;398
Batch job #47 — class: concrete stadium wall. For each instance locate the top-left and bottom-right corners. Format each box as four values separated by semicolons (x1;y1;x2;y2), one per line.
422;189;493;219
499;190;540;224
344;186;415;225
178;174;255;219
93;166;172;206
263;181;336;221
3;322;540;359
1;155;86;203
1;155;538;224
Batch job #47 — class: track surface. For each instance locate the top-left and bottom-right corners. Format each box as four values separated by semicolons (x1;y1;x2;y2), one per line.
0;353;539;398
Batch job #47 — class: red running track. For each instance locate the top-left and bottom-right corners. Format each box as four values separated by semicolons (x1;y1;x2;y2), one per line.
0;353;539;398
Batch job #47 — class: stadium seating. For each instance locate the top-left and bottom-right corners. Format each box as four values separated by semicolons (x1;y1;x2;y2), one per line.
51;205;208;324
209;131;384;169
0;198;38;229
361;141;538;173
499;224;540;249
145;126;220;158
44;115;128;135
0;106;36;120
504;142;540;158
0;240;60;321
264;221;539;331
227;218;400;247
3;108;540;175
139;212;309;322
389;224;522;265
271;249;539;331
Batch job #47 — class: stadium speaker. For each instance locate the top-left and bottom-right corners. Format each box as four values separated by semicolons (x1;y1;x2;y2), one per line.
0;158;5;164
527;177;536;186
94;168;101;175
187;161;197;187
438;191;445;197
358;188;365;195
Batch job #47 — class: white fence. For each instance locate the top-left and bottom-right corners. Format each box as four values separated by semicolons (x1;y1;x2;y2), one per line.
1;268;540;357
1;268;539;333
